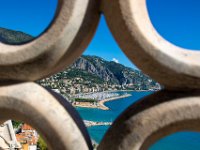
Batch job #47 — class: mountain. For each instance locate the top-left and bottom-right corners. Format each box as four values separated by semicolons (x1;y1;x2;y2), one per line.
70;55;159;87
0;27;161;94
39;55;161;96
0;27;33;44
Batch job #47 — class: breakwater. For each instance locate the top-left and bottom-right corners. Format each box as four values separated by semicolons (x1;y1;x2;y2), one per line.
99;94;132;110
84;120;112;127
73;93;132;110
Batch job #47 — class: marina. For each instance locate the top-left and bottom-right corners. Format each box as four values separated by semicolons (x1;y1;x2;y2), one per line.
73;91;132;110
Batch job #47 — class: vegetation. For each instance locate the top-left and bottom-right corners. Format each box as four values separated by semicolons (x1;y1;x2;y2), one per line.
105;61;125;83
0;27;33;44
65;68;105;84
38;55;161;97
37;136;48;150
1;27;161;95
12;120;22;128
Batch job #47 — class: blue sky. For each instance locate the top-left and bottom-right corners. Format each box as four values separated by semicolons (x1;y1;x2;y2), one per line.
0;0;199;68
147;0;200;50
83;16;137;68
0;0;57;37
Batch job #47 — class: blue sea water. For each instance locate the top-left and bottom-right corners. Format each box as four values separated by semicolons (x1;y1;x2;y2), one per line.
76;91;152;143
76;91;152;123
150;132;200;150
76;91;200;149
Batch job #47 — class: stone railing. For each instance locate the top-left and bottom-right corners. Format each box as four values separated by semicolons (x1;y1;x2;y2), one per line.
0;0;200;149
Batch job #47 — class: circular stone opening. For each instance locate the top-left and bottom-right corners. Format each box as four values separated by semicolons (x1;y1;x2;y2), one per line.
147;0;200;50
0;0;58;45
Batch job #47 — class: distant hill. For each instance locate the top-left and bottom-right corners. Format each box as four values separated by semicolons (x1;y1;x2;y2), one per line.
39;55;161;95
0;27;161;93
70;55;159;88
0;27;33;44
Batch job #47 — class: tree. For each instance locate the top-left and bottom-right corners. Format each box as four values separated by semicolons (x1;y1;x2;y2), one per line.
37;136;48;150
12;120;22;128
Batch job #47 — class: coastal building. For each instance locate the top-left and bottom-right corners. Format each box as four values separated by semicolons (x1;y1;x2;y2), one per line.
0;120;21;149
16;124;39;150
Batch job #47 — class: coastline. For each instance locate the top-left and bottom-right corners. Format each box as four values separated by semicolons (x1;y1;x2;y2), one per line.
73;89;156;97
84;120;112;127
98;94;132;110
78;91;153;144
73;93;132;110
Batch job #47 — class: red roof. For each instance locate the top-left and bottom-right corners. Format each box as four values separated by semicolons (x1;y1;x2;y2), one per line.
16;124;39;145
22;124;34;130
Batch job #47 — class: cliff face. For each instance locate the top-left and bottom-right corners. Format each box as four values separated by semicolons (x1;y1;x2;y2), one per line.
71;56;119;84
68;55;160;90
0;27;160;91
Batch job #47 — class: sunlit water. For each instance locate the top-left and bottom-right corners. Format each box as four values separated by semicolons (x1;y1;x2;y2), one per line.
76;91;200;149
76;91;152;143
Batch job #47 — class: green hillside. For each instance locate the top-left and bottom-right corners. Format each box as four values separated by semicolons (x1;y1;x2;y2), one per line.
0;27;33;44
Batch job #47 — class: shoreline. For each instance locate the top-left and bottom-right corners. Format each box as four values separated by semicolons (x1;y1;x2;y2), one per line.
98;94;132;110
73;89;157;97
73;94;132;110
84;120;112;127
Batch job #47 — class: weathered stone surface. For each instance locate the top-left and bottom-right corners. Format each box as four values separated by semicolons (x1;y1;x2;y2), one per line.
0;0;100;82
0;82;90;150
101;0;200;89
0;0;199;149
98;90;200;150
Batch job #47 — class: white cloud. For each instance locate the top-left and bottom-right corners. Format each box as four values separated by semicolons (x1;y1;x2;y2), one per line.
112;58;119;63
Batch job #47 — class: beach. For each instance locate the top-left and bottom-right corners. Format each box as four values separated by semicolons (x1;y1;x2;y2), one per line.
73;92;132;110
78;91;200;150
77;91;153;143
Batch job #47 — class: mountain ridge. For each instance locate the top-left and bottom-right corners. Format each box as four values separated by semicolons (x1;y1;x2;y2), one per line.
0;27;33;44
39;55;161;96
0;27;161;94
66;55;160;90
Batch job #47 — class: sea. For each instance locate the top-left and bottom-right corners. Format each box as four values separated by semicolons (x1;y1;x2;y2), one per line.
76;91;200;150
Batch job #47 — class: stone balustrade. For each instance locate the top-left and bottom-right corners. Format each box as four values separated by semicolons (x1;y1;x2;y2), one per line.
0;0;199;149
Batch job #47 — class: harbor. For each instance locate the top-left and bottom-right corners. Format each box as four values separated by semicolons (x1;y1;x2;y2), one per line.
73;91;132;110
84;120;112;127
